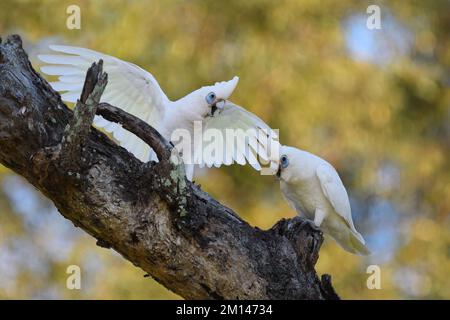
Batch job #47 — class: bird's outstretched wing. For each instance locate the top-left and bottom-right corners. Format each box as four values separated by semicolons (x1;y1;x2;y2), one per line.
316;163;356;231
39;45;169;162
198;102;278;171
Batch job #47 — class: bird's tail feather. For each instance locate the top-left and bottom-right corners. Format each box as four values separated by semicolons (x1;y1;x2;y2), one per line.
332;227;371;255
348;229;371;255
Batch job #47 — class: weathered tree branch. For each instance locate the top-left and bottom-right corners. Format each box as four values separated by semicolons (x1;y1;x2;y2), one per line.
96;102;172;161
0;34;339;299
60;60;108;170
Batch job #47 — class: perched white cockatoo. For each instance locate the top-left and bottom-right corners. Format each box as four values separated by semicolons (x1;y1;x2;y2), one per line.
275;145;370;255
38;45;277;180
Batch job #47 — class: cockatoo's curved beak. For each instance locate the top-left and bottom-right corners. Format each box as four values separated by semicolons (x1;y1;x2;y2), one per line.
215;76;239;100
215;99;226;110
276;163;282;180
210;99;227;116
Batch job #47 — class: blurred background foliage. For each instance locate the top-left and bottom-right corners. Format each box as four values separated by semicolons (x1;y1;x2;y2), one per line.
0;0;449;299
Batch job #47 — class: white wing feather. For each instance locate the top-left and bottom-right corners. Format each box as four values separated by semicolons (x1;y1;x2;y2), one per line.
39;45;170;162
199;102;278;171
316;163;356;230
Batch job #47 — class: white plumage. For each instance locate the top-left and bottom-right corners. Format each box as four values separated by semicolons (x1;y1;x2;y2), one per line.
39;45;277;180
276;145;370;255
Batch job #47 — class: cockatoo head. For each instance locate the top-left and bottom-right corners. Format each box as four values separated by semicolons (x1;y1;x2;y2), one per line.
191;76;239;116
276;145;301;183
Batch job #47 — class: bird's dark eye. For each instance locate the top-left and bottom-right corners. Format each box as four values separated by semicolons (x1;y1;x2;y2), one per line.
281;155;289;168
206;92;216;105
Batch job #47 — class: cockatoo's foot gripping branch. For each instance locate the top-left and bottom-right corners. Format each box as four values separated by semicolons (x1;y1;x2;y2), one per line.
0;34;339;299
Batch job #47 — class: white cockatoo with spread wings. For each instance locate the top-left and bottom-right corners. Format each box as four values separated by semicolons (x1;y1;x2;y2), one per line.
38;45;277;180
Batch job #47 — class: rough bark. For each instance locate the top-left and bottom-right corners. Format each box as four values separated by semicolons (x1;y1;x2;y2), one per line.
0;34;339;300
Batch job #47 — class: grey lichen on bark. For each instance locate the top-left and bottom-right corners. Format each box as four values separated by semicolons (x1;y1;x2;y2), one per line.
0;34;339;300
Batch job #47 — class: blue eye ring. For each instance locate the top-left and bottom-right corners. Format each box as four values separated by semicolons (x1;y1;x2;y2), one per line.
280;154;289;168
206;92;216;105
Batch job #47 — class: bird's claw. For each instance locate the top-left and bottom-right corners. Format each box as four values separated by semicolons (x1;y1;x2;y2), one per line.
299;219;321;233
299;219;322;254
